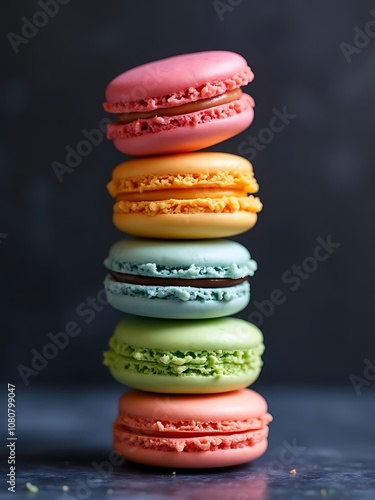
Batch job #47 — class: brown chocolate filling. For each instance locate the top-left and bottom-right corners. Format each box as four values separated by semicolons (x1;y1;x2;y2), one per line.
111;271;248;288
117;88;243;124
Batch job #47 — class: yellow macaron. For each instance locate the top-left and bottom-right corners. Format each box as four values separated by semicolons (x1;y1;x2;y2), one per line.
107;152;262;239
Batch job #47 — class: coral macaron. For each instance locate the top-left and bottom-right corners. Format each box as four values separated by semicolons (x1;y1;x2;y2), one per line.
108;152;262;239
114;389;272;468
104;51;255;156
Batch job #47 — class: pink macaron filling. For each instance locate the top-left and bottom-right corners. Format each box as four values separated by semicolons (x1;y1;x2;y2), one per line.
107;93;254;140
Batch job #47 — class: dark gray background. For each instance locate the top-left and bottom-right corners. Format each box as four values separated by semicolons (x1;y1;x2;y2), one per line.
2;0;374;388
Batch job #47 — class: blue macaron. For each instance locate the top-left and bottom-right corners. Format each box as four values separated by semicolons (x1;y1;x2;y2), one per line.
104;238;257;319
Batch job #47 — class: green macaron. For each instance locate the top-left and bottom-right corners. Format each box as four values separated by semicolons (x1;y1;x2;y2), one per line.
104;238;257;319
103;316;264;394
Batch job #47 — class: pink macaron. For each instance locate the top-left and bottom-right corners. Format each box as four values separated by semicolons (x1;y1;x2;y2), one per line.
104;51;255;156
113;389;272;468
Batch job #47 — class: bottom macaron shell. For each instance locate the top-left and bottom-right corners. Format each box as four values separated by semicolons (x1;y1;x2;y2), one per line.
108;366;262;394
113;212;258;239
105;286;250;319
112;103;254;156
115;437;268;469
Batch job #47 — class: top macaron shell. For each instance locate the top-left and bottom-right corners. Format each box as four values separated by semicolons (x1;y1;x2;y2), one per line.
104;51;255;156
105;51;253;106
104;238;256;277
118;388;269;423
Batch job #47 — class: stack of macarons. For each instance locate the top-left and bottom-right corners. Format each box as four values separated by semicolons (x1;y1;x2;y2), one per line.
102;51;272;468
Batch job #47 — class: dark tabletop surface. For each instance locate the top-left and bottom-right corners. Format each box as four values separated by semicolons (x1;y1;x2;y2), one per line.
1;386;375;500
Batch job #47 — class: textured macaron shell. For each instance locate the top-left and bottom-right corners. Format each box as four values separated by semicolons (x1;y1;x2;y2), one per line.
118;388;269;422
108;152;262;239
115;441;268;468
109;96;254;156
104;238;257;279
104;51;255;156
104;51;253;112
103;317;264;393
104;276;250;319
104;238;256;319
108;152;259;197
114;389;272;468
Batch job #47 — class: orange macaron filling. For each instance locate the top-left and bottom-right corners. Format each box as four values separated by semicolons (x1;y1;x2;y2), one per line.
108;152;262;217
113;196;261;216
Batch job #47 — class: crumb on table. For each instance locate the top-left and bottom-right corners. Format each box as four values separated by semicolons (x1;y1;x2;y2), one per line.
26;482;39;493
